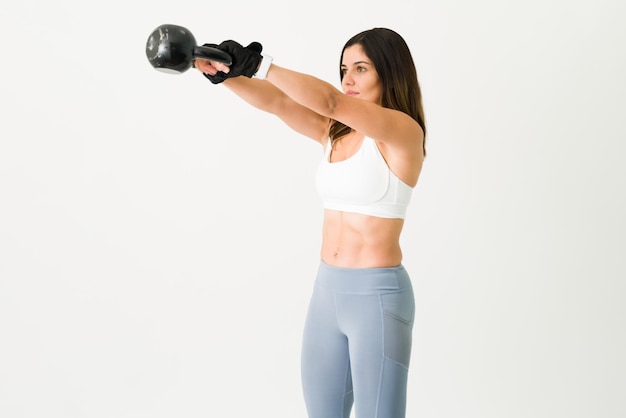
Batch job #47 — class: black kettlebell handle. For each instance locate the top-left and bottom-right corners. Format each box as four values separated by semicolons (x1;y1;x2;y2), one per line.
194;45;232;65
146;24;232;74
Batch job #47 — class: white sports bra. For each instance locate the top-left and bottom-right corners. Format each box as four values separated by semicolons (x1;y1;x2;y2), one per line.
315;137;413;219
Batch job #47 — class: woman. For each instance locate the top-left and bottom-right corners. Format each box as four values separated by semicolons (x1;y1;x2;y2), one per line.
195;27;426;418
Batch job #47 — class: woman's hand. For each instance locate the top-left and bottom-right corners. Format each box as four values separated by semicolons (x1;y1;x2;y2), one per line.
193;58;230;76
194;55;231;85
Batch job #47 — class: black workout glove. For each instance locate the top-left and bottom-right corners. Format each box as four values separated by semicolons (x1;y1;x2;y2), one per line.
202;40;263;84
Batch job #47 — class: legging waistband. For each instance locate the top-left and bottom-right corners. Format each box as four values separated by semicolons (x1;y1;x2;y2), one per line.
315;260;412;294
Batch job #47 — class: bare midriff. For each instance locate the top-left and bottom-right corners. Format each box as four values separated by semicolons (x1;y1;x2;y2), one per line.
320;209;404;268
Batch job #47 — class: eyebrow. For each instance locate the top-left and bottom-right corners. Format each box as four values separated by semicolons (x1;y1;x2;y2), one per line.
341;61;372;67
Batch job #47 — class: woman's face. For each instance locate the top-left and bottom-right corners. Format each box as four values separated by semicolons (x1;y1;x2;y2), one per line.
341;44;383;105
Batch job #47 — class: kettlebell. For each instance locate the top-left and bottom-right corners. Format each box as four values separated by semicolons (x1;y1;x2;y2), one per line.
145;24;232;74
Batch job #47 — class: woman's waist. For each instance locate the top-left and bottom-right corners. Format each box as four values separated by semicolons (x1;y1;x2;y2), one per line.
320;243;402;268
321;230;402;268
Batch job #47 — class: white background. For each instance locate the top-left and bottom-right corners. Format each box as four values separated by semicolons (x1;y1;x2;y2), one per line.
1;0;625;417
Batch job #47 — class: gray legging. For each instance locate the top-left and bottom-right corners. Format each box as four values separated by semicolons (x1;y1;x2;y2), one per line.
301;261;415;418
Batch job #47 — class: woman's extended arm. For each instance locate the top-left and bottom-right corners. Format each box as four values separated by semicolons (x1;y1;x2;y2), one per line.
265;65;422;151
194;59;328;144
222;77;329;143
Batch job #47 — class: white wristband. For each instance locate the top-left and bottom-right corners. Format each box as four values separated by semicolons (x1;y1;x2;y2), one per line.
254;53;273;80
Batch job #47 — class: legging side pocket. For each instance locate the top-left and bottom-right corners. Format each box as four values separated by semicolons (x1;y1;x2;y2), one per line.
380;289;415;368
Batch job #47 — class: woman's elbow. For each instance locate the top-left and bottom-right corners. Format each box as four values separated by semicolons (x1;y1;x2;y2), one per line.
322;91;340;118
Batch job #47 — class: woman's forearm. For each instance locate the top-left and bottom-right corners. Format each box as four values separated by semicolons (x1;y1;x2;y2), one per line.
222;76;287;114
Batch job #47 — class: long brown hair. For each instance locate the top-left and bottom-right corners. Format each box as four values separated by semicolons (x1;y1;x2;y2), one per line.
329;28;426;155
